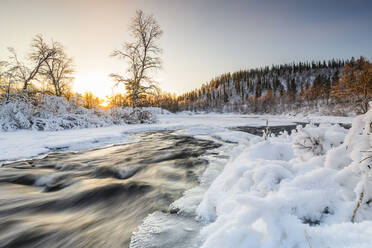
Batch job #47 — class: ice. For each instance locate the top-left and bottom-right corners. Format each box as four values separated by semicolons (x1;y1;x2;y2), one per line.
130;211;202;248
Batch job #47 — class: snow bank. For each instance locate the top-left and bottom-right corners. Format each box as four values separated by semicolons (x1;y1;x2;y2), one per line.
0;96;156;131
197;112;372;248
0;126;140;162
142;107;174;115
0;112;299;162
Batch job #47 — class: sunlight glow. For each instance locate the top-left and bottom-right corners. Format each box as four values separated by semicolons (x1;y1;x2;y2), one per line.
73;73;115;99
99;97;110;107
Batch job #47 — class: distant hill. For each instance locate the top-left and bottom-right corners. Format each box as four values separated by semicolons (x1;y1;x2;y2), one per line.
177;59;347;115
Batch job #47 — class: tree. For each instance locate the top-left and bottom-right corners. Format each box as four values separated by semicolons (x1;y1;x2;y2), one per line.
110;10;162;109
332;57;372;113
262;88;275;113
108;93;130;107
82;91;102;109
0;60;21;101
8;34;56;91
39;39;75;96
0;61;12;100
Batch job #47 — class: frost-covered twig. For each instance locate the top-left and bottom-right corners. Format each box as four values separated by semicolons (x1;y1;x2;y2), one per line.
359;155;372;164
263;119;270;140
304;229;313;248
351;190;364;223
352;150;372;222
294;129;324;156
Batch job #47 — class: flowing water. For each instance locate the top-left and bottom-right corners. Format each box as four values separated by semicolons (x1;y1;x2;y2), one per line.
232;122;351;136
0;131;221;248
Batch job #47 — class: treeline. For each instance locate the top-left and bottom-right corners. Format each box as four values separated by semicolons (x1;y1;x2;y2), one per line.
108;90;179;112
177;57;372;114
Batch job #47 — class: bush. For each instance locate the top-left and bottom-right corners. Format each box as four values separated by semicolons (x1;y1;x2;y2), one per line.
293;123;347;159
127;108;157;124
0;95;157;131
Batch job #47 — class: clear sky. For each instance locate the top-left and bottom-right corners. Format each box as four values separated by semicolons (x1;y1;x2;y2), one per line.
1;0;372;98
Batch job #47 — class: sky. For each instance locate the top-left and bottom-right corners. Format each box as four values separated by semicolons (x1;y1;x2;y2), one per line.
1;0;372;98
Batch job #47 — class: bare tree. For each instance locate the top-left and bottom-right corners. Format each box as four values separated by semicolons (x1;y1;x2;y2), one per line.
0;61;10;100
110;10;162;109
8;34;56;92
39;41;75;96
0;61;8;88
0;60;20;101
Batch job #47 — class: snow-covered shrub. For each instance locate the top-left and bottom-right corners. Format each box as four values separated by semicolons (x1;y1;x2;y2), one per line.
293;123;347;159
108;107;133;125
108;107;156;124
0;96;157;131
0;99;34;130
127;108;157;124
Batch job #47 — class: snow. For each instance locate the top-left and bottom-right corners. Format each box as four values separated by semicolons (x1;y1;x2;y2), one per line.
0;112;351;162
0;96;157;131
0;126;139;162
4;108;370;248
195;110;372;248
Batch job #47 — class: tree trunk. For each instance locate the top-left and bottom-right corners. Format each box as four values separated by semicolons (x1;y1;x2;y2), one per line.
22;80;30;91
132;90;137;109
363;82;369;113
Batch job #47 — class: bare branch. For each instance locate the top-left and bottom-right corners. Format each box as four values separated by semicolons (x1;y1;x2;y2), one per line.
110;10;162;108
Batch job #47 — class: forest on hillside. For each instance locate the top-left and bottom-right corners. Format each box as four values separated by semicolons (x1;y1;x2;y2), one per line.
108;57;372;115
176;57;372;115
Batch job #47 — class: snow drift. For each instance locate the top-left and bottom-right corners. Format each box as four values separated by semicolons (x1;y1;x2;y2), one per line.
196;112;372;248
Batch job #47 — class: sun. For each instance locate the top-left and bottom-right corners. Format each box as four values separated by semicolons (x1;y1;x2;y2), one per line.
99;97;110;108
100;101;109;107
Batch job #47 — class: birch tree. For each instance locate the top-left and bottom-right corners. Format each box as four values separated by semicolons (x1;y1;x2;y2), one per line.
8;34;56;92
110;10;162;108
39;41;75;96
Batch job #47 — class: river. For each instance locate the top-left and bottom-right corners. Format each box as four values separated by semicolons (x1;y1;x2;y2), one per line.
0;131;222;248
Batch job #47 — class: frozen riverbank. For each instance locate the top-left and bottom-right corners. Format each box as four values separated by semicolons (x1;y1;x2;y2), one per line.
0;113;352;162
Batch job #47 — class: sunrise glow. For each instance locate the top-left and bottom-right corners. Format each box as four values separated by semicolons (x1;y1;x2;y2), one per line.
99;97;110;108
